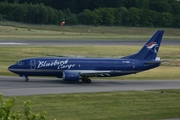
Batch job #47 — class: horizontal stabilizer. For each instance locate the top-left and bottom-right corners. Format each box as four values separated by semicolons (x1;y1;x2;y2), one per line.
144;61;161;64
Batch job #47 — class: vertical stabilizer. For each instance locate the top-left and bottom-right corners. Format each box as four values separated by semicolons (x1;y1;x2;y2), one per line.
122;30;164;60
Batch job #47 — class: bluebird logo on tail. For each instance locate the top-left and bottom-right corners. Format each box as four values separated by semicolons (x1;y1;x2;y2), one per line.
146;42;159;53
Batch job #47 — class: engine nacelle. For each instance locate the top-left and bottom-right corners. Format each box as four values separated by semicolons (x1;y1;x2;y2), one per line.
62;71;80;81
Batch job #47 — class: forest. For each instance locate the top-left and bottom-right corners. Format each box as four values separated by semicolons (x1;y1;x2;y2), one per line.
0;0;180;27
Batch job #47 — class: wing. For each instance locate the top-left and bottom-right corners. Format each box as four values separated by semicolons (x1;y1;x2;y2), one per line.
80;70;111;77
68;70;121;77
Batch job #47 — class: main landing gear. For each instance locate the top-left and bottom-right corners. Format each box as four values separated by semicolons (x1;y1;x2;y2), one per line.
82;78;91;83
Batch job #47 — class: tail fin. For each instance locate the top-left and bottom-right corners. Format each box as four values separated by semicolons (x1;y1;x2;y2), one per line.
122;30;164;60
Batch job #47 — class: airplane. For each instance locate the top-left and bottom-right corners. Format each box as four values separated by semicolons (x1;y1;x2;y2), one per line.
8;30;164;83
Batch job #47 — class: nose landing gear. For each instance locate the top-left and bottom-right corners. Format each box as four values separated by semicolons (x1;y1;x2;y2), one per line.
25;77;29;82
21;75;29;82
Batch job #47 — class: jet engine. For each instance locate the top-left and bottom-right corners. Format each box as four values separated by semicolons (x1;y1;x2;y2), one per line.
62;71;80;81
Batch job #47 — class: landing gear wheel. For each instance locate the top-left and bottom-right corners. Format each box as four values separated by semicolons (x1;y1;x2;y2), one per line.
86;79;91;83
82;78;91;83
25;77;29;82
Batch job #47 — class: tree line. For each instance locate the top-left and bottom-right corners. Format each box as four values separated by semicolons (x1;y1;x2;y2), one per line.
0;0;180;27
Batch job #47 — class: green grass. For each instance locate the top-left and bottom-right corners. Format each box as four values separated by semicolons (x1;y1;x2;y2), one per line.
1;46;180;79
3;90;180;120
1;46;180;60
0;23;180;40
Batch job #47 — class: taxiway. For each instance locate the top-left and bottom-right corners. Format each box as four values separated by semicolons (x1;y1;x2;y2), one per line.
0;76;179;96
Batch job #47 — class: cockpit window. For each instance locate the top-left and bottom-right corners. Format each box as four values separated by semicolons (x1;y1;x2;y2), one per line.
16;61;24;66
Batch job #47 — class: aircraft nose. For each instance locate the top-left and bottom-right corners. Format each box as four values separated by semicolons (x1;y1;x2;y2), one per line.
8;65;14;72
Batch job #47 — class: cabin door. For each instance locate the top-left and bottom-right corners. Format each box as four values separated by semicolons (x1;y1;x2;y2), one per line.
30;59;36;70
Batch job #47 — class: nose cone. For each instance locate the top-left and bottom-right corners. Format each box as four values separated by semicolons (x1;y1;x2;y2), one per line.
8;65;15;72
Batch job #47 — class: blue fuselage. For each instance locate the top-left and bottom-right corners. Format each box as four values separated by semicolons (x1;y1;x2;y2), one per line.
8;57;160;78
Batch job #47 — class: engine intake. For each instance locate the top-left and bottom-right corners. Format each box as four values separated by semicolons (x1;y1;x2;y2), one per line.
62;71;80;81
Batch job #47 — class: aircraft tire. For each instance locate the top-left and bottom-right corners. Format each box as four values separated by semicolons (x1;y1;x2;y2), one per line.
86;79;91;83
25;77;29;82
